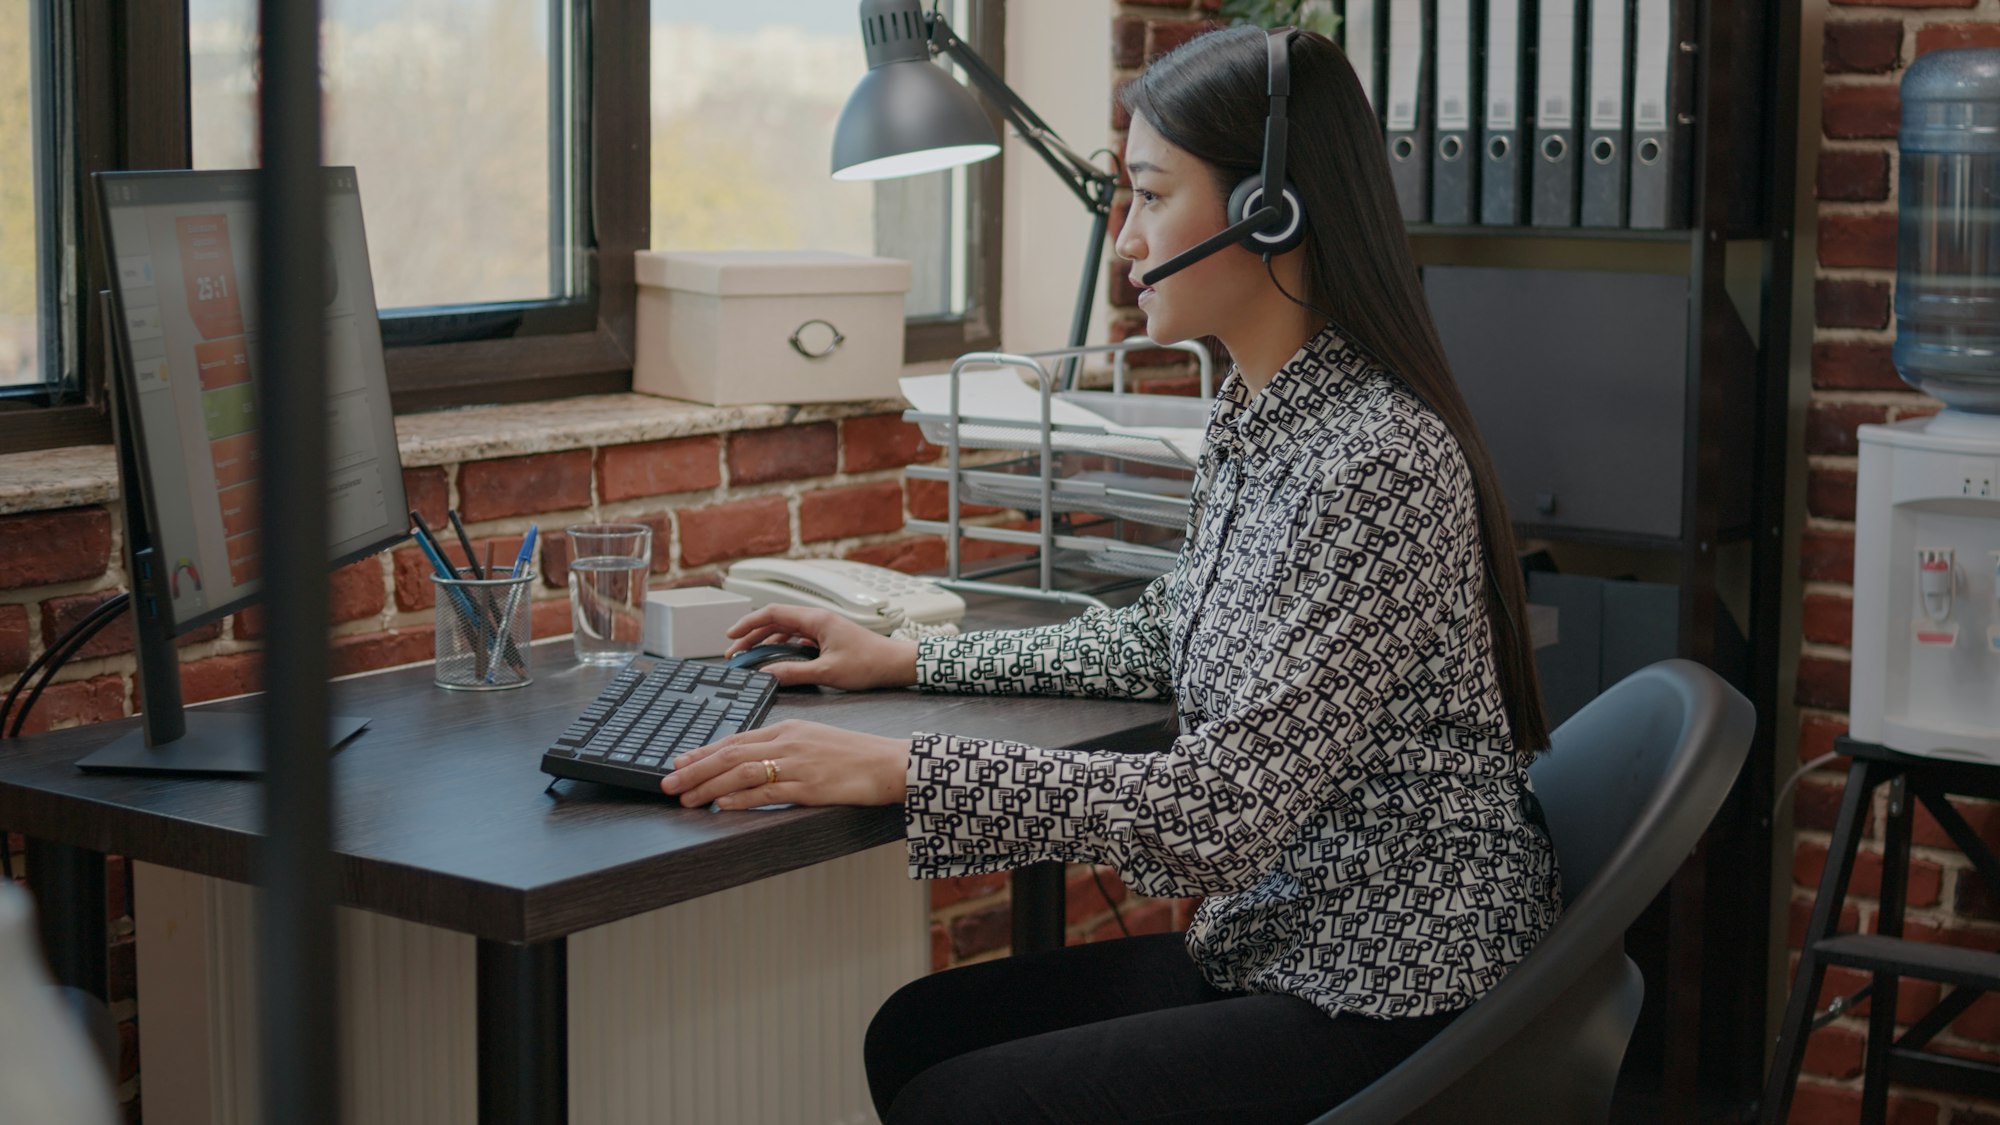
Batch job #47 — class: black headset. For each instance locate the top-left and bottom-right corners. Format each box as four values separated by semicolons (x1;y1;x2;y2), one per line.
1140;28;1308;288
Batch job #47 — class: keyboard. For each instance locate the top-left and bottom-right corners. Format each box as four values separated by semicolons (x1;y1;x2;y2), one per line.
540;655;778;794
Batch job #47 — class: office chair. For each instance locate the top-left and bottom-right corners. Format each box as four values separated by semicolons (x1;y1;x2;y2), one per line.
1313;659;1756;1124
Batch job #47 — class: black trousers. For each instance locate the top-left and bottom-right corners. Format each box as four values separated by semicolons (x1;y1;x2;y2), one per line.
864;932;1460;1125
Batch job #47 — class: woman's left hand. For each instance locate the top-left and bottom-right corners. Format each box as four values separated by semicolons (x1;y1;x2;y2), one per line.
661;720;911;810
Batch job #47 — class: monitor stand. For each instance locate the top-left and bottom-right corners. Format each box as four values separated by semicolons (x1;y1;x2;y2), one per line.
75;712;371;777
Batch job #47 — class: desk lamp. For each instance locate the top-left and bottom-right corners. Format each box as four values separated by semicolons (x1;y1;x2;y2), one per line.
832;0;1118;386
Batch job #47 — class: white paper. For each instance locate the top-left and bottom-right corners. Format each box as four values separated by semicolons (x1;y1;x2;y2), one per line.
1436;0;1473;131
1485;0;1521;131
1588;0;1628;132
1347;0;1379;110
899;371;1206;465
1632;0;1671;131
1537;0;1577;130
1386;0;1424;133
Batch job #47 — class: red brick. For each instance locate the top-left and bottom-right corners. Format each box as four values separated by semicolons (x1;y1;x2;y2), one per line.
330;628;435;678
1952;868;2000;920
1784;1083;1940;1125
1816;963;1941;1024
1807;466;1859;521
179;652;264;704
1796;655;1851;711
931;922;950;972
1953;991;2000;1042
237;557;387;638
540;514;670;581
1825;19;1903;73
1113;15;1146;68
841;415;941;473
1818;149;1892;202
1113;77;1135;132
532;596;571;641
1911;793;2000;852
0;604;26;676
1799;1024;1865;1080
906;479;1006;522
1815;279;1893;330
1788;896;1862;947
1109;266;1142;309
597;435;722;503
0;508;113;590
1066;865;1128;926
1800;713;1849;765
392;534;533;611
403;467;449;529
42;591;134;661
1823;85;1901;140
1819;212;1898;268
1083;899;1177;944
800;482;905;543
1900;917;2000;953
1800;528;1855;584
1795;773;1868;834
457;451;593;523
1801;592;1854;648
10;673;126;735
727;424;837;485
679;497;791;568
1833;0;1968;10
1805;400;1892;456
1146;18;1221;63
1916;21;2000;54
1791;842;1939;906
845;536;949;575
929;872;1010;910
106;853;127;919
108;936;135;1003
1813;341;1904;392
949;902;1011;959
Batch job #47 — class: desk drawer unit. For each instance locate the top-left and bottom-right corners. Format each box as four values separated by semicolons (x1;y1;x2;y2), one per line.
135;845;924;1125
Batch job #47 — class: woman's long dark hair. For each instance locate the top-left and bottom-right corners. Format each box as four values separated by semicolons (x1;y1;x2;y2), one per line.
1122;24;1551;754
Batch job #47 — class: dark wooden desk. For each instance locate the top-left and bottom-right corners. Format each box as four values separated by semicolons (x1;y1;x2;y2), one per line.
0;597;1172;1124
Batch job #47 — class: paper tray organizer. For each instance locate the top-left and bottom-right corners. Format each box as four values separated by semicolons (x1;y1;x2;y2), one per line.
900;338;1214;609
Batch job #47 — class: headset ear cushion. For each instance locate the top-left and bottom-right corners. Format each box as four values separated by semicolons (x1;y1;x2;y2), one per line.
1227;174;1308;256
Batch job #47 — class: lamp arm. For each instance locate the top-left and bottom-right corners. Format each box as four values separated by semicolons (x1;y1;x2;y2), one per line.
927;13;1117;216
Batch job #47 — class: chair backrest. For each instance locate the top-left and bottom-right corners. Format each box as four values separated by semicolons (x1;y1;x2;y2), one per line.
1316;659;1756;1124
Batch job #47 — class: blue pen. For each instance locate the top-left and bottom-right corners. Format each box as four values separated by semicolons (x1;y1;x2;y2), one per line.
484;524;539;682
509;524;540;578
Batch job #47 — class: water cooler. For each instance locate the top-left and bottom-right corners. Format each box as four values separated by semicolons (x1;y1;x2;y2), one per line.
1850;50;2000;762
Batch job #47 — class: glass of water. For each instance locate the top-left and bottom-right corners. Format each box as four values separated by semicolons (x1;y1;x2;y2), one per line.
565;523;653;665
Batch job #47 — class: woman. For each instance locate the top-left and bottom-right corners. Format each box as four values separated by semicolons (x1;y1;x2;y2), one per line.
662;24;1559;1124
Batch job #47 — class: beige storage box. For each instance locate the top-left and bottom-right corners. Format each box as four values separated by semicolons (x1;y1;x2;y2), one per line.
634;250;912;406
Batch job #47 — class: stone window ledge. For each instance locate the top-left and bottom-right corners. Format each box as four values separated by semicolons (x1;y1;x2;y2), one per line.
0;393;907;517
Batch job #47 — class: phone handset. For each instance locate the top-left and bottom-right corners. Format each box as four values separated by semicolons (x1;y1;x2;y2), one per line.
723;558;910;634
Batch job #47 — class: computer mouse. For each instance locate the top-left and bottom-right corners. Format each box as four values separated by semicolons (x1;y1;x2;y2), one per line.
726;642;821;672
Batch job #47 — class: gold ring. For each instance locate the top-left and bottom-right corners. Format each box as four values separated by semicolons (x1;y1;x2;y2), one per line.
762;759;780;786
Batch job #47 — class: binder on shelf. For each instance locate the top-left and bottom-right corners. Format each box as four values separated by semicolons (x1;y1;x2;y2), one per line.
1580;0;1632;227
1531;0;1581;226
1386;0;1430;223
1431;0;1479;224
1343;0;1384;121
1479;0;1529;225
1627;0;1695;228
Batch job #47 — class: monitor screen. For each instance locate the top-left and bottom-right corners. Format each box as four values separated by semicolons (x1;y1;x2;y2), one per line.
98;168;407;634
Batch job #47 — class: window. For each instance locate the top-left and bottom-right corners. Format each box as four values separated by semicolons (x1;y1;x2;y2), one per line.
189;0;588;339
2;0;54;391
650;0;1001;361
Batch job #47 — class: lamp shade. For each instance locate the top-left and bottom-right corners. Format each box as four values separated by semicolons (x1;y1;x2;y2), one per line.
831;34;999;181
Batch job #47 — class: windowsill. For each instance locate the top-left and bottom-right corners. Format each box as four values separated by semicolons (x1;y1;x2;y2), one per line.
0;392;909;517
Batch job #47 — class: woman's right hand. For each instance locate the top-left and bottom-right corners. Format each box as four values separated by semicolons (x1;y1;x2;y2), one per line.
722;605;921;691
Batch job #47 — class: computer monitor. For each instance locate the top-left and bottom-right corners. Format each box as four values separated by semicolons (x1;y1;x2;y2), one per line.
78;167;408;776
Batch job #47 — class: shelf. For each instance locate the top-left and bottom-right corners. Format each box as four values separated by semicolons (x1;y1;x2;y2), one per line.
1408;223;1695;242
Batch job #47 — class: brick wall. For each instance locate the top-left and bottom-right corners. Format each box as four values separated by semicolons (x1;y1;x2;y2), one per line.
1793;4;2000;1122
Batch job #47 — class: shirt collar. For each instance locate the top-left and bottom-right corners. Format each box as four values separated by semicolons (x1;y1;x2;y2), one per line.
1208;324;1374;459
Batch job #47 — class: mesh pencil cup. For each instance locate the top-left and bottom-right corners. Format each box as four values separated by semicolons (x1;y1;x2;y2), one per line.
432;572;534;690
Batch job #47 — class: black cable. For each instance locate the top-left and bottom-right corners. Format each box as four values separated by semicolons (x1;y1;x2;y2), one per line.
1;593;130;737
1091;865;1132;938
7;593;130;739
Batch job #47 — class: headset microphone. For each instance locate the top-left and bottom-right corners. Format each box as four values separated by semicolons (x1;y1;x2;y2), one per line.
1138;29;1307;290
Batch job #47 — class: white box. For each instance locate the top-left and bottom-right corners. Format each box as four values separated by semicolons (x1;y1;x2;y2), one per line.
643;587;754;659
634;250;912;406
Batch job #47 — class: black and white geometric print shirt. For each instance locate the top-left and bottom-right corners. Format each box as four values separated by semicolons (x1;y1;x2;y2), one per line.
907;324;1560;1020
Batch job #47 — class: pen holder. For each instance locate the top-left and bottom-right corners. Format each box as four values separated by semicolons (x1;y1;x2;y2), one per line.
432;572;534;691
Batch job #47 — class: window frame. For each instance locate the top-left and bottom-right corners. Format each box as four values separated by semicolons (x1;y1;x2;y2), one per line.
0;0;1005;455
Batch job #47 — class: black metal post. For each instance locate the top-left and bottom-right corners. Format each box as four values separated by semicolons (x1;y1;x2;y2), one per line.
23;840;106;998
1011;863;1066;953
255;0;334;1122
478;937;569;1125
1863;778;1914;1121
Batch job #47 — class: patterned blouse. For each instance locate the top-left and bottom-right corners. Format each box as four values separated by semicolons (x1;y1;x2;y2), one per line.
906;324;1560;1020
